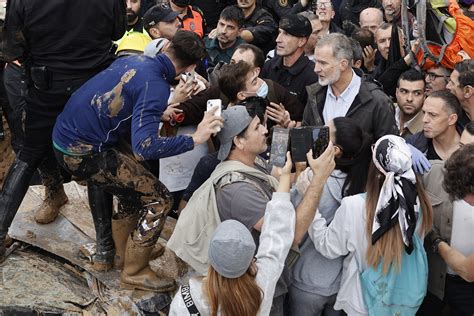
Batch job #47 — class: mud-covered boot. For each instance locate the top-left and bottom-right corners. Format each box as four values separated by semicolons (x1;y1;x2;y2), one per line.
34;184;68;224
112;214;138;270
88;184;115;271
121;198;175;292
112;215;165;270
120;235;176;292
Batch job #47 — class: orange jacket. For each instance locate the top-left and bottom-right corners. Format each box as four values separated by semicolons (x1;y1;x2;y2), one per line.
180;6;204;38
416;0;474;70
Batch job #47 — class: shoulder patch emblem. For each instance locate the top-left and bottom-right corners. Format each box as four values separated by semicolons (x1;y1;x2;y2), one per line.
278;0;289;7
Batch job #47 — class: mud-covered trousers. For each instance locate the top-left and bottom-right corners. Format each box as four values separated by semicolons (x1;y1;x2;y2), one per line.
54;148;173;247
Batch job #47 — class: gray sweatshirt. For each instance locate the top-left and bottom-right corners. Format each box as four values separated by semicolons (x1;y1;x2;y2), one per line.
290;170;347;296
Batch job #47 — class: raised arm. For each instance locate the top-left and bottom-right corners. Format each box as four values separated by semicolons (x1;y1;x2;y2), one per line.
293;145;335;246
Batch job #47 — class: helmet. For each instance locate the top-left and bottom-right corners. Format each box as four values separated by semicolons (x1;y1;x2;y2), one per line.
116;32;152;56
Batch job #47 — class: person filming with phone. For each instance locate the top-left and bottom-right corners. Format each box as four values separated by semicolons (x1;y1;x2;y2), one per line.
168;104;336;314
288;117;372;315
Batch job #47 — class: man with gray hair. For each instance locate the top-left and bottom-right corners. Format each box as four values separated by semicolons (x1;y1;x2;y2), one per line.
302;33;398;142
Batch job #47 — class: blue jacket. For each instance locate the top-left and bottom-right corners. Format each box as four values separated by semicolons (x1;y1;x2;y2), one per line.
53;54;194;160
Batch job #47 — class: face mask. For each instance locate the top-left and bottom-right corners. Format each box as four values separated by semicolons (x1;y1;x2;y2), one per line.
256;81;268;98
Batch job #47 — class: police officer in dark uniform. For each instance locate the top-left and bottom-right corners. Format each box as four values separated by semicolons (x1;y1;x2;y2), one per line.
238;0;278;55
261;15;318;120
259;0;309;21
0;0;127;262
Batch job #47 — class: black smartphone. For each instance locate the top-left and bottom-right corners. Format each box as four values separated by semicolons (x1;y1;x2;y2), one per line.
290;127;313;163
312;126;330;159
269;127;290;167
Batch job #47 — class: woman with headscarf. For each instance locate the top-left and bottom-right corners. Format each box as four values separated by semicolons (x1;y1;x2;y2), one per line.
309;135;433;315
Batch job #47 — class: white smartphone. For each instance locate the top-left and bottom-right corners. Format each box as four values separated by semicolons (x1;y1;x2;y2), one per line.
207;99;222;132
181;71;195;83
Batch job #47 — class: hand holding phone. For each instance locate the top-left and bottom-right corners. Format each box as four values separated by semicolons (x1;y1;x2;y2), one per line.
311;126;329;159
206;99;222;132
306;141;335;183
269;127;290;167
181;71;196;84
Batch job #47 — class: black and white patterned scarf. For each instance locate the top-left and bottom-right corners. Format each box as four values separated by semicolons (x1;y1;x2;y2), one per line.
371;135;419;254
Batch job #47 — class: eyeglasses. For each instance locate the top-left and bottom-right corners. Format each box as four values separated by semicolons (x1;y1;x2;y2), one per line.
425;72;449;81
316;2;332;8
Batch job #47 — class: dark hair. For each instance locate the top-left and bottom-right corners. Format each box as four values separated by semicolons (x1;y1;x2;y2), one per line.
464;121;474;136
218;61;252;102
236;96;267;124
351;28;375;51
427;90;462;117
333;117;372;196
377;22;393;32
234;44;265;69
454;60;474;88
443;143;474;201
397;69;425;88
349;38;363;64
168;30;206;68
220;5;245;28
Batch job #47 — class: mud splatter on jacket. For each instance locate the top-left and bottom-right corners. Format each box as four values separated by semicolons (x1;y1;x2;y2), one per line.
53;54;194;160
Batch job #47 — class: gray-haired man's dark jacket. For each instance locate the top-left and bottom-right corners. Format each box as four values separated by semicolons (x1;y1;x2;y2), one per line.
302;70;398;142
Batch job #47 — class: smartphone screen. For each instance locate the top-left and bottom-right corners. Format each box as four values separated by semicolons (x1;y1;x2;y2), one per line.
290;127;313;163
269;128;290;167
312;126;329;159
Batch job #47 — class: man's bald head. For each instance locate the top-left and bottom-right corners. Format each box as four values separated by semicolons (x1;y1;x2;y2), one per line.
359;8;383;34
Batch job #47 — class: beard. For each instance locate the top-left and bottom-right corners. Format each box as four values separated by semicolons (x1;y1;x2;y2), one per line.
318;67;341;86
127;9;139;24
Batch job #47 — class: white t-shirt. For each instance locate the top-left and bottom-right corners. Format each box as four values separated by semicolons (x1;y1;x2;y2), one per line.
447;199;474;275
159;125;209;192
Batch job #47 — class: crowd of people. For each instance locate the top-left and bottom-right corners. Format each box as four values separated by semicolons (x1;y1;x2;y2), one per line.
0;0;473;315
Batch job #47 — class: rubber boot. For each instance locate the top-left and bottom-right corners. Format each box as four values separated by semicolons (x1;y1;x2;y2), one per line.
88;184;115;271
112;215;138;270
120;198;175;292
120;234;176;292
34;184;68;224
0;159;36;263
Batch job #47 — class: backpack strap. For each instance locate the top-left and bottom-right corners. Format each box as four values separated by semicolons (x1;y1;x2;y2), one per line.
216;171;273;200
181;284;201;315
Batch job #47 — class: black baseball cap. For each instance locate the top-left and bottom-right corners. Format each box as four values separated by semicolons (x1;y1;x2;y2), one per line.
279;14;312;38
143;4;180;30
